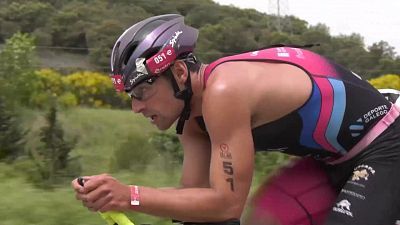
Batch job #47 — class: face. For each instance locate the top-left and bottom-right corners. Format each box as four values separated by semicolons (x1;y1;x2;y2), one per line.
130;75;184;130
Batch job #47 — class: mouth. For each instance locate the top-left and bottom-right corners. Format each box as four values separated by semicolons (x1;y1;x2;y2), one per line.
148;115;157;123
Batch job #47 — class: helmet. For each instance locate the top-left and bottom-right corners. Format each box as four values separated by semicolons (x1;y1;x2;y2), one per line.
110;14;199;134
110;14;199;92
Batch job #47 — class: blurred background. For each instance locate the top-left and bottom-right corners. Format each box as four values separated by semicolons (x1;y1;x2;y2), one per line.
0;0;399;224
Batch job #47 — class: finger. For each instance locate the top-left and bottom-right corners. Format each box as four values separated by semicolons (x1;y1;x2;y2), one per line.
75;192;86;201
82;200;96;212
78;176;93;185
85;185;109;204
91;193;112;212
83;174;110;193
72;176;92;192
71;178;81;191
82;193;108;212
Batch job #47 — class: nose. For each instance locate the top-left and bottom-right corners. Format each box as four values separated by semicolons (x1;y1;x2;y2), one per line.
131;98;146;113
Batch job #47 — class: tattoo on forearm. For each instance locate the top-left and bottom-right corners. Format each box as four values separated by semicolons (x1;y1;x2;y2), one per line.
220;144;235;192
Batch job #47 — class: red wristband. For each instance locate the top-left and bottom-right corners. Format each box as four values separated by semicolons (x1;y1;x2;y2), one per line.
130;185;140;206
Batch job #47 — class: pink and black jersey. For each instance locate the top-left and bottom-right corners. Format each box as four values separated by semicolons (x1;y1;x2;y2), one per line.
201;47;391;160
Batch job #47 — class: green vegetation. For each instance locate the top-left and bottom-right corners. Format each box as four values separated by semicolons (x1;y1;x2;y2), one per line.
1;106;285;225
0;99;26;162
29;106;79;187
1;0;400;78
368;74;400;90
0;32;37;105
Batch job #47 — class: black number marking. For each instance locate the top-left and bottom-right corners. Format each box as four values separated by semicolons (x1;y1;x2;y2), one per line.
226;178;234;191
223;161;233;175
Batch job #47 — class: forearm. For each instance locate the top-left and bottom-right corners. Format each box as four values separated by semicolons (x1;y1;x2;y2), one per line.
131;186;243;222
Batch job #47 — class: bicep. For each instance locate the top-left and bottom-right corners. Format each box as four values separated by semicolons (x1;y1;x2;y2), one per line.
204;86;255;209
208;118;254;204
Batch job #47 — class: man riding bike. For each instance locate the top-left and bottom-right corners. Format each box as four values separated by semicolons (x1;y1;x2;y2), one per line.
72;14;400;225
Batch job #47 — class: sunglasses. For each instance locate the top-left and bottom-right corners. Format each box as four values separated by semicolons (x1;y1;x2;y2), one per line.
127;77;159;101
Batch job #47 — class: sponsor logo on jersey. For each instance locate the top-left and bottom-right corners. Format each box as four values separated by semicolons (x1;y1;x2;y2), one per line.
250;51;259;56
333;199;354;217
349;118;364;137
362;105;388;123
351;164;375;182
293;48;304;59
341;189;366;200
276;47;290;57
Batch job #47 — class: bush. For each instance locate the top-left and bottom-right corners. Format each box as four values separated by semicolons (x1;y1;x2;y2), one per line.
0;98;26;162
368;74;400;90
110;131;158;172
0;32;37;105
30;69;129;109
62;70;129;108
149;131;183;164
31;69;70;108
58;91;78;108
28;106;80;187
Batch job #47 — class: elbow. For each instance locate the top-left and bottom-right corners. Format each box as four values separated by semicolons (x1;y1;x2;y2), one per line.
223;204;243;220
214;197;244;221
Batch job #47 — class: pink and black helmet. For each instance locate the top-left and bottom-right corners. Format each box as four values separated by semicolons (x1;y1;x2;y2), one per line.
110;14;199;92
110;14;199;134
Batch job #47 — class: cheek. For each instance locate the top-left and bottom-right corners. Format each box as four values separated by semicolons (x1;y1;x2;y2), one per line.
160;97;184;119
152;80;184;115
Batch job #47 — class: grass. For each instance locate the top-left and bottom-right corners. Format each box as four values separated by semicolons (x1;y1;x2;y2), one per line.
1;107;283;225
1;107;185;225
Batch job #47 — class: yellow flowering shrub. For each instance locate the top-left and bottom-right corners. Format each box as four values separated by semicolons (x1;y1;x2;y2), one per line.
62;71;129;108
368;74;400;90
31;69;129;108
30;69;71;108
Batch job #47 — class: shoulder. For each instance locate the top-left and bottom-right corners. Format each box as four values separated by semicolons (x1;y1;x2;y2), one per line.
203;61;249;98
201;62;253;132
203;63;247;108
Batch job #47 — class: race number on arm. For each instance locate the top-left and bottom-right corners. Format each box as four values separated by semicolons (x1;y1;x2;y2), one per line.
202;66;255;219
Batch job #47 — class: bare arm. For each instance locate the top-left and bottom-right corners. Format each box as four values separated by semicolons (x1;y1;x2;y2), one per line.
72;71;255;222
178;119;212;188
133;76;255;221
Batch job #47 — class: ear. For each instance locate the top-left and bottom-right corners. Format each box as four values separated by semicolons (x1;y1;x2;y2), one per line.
170;60;188;85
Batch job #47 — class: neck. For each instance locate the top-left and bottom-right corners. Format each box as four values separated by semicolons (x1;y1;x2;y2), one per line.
190;63;208;116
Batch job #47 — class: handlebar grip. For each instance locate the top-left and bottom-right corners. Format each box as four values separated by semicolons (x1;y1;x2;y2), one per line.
77;177;85;186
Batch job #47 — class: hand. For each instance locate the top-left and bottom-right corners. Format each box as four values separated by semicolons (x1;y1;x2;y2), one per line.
71;174;131;212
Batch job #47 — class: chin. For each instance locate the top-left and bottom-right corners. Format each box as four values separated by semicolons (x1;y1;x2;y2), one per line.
157;125;170;131
154;116;179;131
156;122;173;131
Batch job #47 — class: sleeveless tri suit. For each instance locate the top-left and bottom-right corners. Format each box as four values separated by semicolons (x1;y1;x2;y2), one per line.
200;47;400;225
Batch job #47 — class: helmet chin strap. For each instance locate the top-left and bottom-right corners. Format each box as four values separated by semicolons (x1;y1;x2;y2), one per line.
169;64;193;134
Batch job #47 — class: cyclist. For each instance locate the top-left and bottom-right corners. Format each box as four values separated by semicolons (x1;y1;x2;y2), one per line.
72;14;400;225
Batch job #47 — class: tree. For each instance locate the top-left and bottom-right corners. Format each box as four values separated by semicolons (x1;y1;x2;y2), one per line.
0;1;54;41
30;105;78;185
0;32;37;105
363;41;400;78
369;41;396;60
85;1;151;69
0;98;26;162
